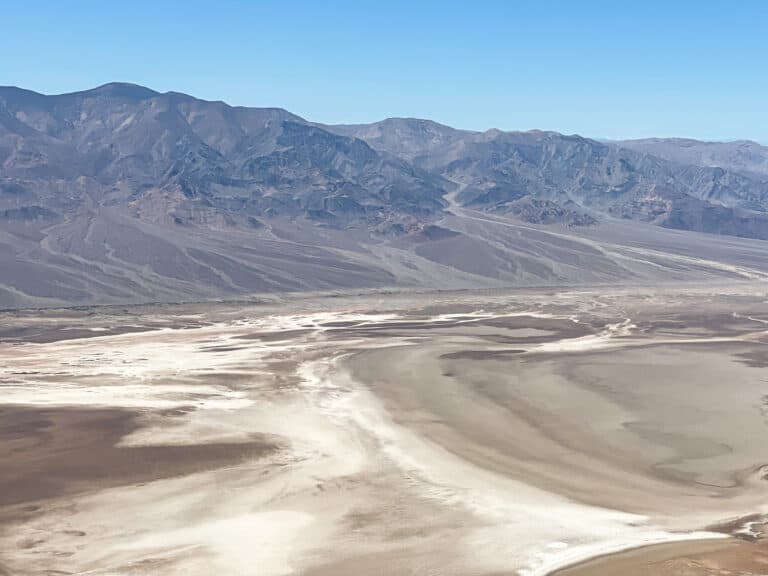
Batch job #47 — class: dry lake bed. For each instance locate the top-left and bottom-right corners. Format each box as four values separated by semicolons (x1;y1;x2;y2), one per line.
2;285;768;575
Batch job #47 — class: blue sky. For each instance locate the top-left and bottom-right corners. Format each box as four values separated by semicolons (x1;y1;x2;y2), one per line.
2;0;766;141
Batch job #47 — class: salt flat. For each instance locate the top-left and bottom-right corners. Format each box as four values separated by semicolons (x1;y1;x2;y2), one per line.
1;285;767;575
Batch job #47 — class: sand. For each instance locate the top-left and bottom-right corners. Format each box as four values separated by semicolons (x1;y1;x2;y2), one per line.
1;285;768;575
553;538;768;576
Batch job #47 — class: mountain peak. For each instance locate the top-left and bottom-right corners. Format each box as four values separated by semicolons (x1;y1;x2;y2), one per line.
65;82;161;100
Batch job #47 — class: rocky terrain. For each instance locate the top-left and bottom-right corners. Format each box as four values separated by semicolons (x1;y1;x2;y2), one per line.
334;119;768;234
2;83;768;307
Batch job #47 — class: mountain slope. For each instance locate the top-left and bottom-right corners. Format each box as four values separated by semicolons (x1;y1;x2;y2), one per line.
330;120;768;237
1;83;768;308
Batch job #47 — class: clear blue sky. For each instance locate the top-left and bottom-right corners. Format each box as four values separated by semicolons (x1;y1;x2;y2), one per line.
2;0;766;141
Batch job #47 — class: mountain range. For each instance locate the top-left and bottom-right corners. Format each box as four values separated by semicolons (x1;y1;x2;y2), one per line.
1;82;768;308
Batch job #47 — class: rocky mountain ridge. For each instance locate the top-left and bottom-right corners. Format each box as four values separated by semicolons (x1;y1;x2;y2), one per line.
1;83;767;308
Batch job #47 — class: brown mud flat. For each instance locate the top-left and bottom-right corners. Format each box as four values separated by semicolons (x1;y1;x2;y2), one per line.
440;349;527;360
235;328;313;341
0;324;155;344
553;538;768;576
0;406;278;509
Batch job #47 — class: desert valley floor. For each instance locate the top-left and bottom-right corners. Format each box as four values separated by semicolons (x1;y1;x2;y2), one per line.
2;285;768;576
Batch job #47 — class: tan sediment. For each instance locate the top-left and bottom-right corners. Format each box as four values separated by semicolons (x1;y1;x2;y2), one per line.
553;538;768;576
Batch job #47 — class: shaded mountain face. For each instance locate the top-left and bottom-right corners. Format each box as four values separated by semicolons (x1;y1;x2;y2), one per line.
0;84;447;231
1;83;768;308
330;118;472;163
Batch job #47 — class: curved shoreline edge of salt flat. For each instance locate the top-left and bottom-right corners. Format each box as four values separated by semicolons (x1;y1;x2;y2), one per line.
315;357;731;576
521;533;730;576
